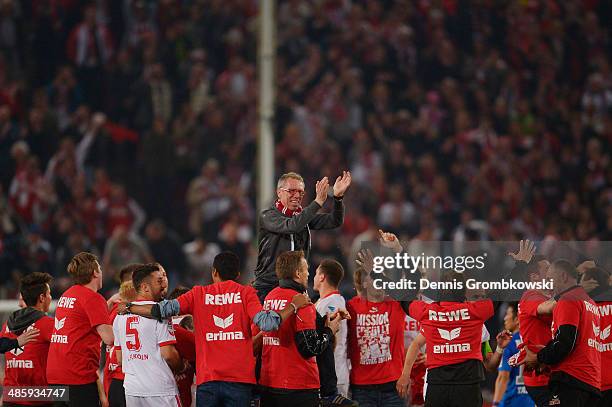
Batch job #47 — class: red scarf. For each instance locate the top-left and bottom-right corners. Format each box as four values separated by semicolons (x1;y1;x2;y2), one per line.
275;200;303;217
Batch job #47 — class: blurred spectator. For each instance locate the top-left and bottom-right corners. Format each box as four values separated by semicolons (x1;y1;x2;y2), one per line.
185;159;230;240
182;236;220;286
102;225;153;284
144;219;186;283
66;2;114;109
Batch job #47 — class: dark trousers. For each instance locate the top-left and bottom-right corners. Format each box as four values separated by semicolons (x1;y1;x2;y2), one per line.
548;382;600;407
196;381;253;407
595;390;612;407
108;379;126;407
351;384;403;407
525;385;552;407
424;383;482;407
259;387;319;407
52;382;100;407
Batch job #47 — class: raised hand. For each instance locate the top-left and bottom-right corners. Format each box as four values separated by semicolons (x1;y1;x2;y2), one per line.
496;330;513;349
356;249;374;273
508;240;536;263
332;171;352;198
315;177;329;206
379;229;403;253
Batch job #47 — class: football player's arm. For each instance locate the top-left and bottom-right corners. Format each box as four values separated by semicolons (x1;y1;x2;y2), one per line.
96;324;114;346
96;371;109;407
537;324;577;365
295;311;340;358
115;348;122;367
493;371;510;405
397;333;426;398
160;344;184;373
0;337;20;353
253;293;312;331
536;299;556;315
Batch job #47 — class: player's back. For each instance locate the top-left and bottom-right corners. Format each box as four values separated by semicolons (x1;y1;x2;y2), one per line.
112;301;178;397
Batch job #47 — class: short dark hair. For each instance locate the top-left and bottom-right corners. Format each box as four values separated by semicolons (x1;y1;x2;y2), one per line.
119;263;141;283
213;252;241;281
132;264;160;293
20;273;52;307
180;315;194;331
168;286;190;300
552;259;579;282
583;267;610;291
275;251;304;280
439;272;466;302
319;259;344;288
507;302;519;319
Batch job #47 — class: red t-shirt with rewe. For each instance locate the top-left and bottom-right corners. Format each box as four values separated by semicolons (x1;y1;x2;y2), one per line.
103;304;124;396
47;285;110;385
347;296;406;385
259;287;319;390
2;316;54;406
177;280;262;385
597;301;612;391
409;300;493;370
550;287;601;390
518;290;552;387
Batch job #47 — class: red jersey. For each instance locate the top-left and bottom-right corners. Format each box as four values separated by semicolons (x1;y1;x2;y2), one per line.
551;286;601;390
47;285;110;385
173;323;196;407
2;317;54;406
177;280;262;385
597;301;612;391
347;297;405;385
260;287;319;390
103;304;124;396
409;300;493;370
518;290;552;387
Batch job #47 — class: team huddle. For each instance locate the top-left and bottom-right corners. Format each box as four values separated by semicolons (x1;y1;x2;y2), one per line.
0;171;610;407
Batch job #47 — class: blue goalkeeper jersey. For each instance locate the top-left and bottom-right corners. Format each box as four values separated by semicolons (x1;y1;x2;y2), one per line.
498;332;534;407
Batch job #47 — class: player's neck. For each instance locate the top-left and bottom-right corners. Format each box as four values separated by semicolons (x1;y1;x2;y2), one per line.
135;294;154;301
318;285;338;299
31;303;46;313
82;279;99;292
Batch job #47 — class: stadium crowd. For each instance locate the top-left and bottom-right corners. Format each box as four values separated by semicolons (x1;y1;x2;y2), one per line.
0;0;609;299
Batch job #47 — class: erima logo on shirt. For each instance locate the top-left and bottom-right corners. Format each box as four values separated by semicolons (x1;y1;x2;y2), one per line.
7;359;33;369
593;322;611;341
438;327;461;341
433;326;471;354
51;317;68;344
54;317;66;331
369;307;378;313
9;346;24;356
207;314;243;341
213;314;234;329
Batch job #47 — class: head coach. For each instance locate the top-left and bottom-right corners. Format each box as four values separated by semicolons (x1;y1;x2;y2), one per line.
253;171;351;303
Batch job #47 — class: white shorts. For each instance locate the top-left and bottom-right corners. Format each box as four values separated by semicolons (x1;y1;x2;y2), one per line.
126;394;182;407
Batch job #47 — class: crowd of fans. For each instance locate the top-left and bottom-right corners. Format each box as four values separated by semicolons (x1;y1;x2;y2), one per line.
0;0;610;298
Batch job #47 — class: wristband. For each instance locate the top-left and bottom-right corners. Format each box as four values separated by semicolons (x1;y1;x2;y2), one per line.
290;302;298;314
125;302;133;312
496;346;504;354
